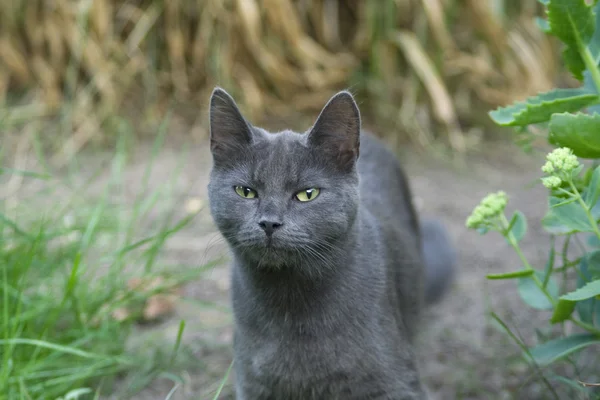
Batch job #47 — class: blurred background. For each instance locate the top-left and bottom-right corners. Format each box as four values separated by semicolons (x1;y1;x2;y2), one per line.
1;0;572;152
0;1;587;400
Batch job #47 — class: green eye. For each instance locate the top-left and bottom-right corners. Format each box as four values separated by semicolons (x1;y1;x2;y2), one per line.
235;186;257;199
295;188;320;202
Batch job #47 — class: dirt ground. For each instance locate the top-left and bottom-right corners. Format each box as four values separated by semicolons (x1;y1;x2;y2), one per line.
6;127;571;399
97;132;564;400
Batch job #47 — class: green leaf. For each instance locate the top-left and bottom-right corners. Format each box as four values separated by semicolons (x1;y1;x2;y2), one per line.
476;226;489;235
488;89;598;127
549;112;600;158
542;195;596;234
577;253;600;325
518;270;559;310
562;279;600;301
547;0;596;80
583;165;600;208
582;70;600;114
527;333;600;366
507;210;527;243
593;200;600;221
586;232;600;248
583;162;597;184
576;290;600;326
585;250;600;279
487;269;534;280
550;299;577;323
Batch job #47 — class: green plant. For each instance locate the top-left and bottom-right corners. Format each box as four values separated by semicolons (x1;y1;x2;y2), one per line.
0;122;212;399
469;0;600;397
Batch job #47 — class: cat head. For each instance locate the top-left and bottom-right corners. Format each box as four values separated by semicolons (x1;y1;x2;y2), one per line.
207;88;361;272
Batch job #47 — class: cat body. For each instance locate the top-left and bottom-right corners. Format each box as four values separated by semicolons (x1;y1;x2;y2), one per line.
207;88;456;400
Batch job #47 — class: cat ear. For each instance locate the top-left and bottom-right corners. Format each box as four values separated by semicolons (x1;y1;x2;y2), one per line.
307;91;361;171
209;87;253;162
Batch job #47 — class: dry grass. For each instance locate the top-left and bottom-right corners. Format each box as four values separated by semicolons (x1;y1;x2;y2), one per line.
0;0;566;151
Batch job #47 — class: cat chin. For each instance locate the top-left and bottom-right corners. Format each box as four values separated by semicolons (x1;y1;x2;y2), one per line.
232;235;317;269
241;248;293;270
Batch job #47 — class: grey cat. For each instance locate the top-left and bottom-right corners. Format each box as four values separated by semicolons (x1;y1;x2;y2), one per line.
207;88;457;400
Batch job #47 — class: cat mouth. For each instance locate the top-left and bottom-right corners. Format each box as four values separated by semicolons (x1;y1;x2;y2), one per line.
243;235;295;257
235;236;280;251
234;233;295;257
262;236;285;251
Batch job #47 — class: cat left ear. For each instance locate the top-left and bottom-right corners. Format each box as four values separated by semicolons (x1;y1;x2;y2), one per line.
307;91;361;171
209;87;253;163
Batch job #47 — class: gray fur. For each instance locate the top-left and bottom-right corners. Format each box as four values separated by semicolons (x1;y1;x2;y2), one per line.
421;219;456;304
207;88;456;399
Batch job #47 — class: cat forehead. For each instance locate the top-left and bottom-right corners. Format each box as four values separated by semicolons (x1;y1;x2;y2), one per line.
251;128;309;155
257;128;306;142
243;128;327;182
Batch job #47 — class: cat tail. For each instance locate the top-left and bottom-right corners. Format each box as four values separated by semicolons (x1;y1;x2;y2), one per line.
420;218;457;305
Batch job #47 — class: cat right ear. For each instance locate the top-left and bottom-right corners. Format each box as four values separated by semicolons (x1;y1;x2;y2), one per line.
307;91;361;172
209;87;253;163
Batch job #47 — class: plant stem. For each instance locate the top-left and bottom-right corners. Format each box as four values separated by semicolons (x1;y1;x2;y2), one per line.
500;215;557;307
570;316;600;335
568;181;600;241
583;45;600;94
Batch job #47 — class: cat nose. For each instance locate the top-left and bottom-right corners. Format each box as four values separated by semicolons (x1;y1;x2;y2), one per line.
258;220;283;236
